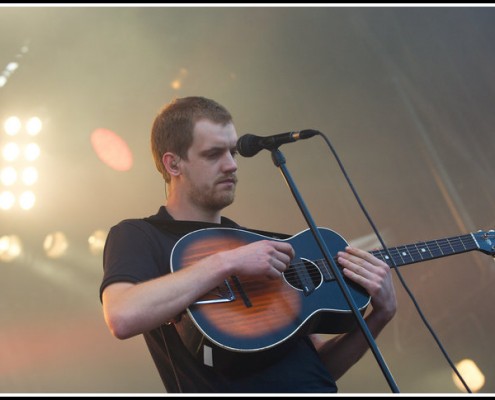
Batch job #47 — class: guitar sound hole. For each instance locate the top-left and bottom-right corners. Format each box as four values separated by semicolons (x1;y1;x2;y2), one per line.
284;258;322;292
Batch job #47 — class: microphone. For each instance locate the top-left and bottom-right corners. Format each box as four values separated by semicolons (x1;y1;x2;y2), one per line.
236;129;319;157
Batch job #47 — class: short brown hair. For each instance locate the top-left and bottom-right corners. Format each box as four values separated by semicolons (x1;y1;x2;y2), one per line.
151;96;233;182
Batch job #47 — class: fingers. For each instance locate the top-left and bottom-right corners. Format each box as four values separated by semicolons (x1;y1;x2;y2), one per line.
233;240;295;280
271;240;296;260
340;246;387;266
337;246;391;295
339;246;397;318
338;246;388;272
265;241;294;278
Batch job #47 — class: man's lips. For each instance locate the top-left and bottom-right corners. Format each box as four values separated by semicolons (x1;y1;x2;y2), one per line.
216;176;237;186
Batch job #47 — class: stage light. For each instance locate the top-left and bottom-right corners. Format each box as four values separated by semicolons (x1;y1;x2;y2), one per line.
43;231;68;259
0;234;22;262
1;166;18;186
25;117;42;136
453;358;485;392
90;128;133;171
2;142;20;162
170;67;188;90
0;191;15;210
88;229;108;255
4;116;21;136
5;62;18;74
1;115;42;211
0;42;28;90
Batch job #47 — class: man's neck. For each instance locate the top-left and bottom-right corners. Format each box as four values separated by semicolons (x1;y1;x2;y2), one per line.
164;200;222;224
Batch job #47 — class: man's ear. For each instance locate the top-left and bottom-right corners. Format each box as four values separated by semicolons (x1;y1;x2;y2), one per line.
162;153;180;176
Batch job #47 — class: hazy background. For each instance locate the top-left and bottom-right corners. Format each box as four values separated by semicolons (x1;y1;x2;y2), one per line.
1;5;494;394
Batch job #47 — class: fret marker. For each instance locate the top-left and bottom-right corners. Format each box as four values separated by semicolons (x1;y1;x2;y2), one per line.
402;252;407;256
384;255;390;260
421;248;426;253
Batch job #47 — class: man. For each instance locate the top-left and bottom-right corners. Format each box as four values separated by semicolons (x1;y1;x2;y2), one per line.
100;96;397;393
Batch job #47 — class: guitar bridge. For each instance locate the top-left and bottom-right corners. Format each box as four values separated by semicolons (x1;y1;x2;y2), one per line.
193;279;236;305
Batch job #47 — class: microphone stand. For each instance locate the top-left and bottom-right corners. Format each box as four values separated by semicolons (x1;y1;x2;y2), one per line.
270;148;400;393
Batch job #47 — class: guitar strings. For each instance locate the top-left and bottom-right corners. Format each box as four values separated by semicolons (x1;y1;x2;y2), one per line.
283;234;476;284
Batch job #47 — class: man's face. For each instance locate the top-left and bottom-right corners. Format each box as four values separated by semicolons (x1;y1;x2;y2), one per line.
181;119;238;212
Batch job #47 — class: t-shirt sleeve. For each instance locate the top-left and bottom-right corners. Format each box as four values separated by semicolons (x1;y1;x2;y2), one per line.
99;219;170;301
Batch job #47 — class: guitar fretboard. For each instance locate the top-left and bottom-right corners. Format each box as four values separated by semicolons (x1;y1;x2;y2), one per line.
371;234;478;267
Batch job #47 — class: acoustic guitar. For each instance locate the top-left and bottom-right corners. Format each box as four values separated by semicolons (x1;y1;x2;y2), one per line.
171;227;495;352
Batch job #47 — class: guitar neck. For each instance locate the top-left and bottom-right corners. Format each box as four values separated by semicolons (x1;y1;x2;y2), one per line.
370;233;480;267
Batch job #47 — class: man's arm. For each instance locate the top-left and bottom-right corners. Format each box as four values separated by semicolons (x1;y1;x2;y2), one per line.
310;246;397;380
102;239;295;340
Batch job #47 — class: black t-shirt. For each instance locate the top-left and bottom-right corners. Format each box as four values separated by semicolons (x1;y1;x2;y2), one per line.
100;206;338;393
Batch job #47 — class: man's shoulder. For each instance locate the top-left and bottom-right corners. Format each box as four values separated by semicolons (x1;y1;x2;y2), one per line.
110;206;168;229
108;217;160;239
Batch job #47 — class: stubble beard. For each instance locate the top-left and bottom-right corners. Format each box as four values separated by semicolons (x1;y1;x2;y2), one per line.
190;183;236;213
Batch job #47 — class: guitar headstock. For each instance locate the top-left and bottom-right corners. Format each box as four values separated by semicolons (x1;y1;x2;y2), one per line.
472;230;495;256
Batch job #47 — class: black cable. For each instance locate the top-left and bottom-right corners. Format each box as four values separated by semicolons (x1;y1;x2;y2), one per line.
316;131;472;393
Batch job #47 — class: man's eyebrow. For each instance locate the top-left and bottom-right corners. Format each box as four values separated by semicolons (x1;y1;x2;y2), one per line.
199;146;227;156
